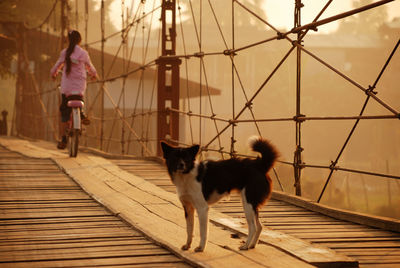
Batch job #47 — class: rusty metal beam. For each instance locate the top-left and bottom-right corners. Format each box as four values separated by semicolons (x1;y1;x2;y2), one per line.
157;0;181;155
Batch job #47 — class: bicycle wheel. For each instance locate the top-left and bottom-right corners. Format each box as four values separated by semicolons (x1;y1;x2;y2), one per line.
68;129;79;157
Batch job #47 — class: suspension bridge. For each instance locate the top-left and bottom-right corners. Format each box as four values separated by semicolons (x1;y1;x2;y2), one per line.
1;0;400;267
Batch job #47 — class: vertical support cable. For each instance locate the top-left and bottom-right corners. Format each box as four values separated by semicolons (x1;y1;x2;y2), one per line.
121;0;126;154
60;0;67;50
83;0;89;147
177;0;194;145
84;0;89;50
141;7;146;156
14;25;24;137
230;0;236;156
199;0;203;147
294;0;304;196
100;0;105;150
59;0;67;141
75;0;78;30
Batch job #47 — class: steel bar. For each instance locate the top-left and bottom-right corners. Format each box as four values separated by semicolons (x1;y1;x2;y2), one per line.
100;0;105;150
294;0;303;196
88;61;157;84
167;108;230;123
19;87;57;96
291;0;394;33
232;114;399;123
302;164;400;180
231;35;280;54
231;0;236;156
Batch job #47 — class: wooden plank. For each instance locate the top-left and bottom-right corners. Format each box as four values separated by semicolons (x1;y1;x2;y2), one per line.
335;248;400;255
272;225;375;231
362;263;398;268
0;215;118;226
281;232;400;242
0;239;158;251
0;236;149;247
272;191;400;233
0;201;99;209
0;222;127;233
0;227;137;240
0;191;91;201
0;165;59;170
317;241;400;248
0;255;187;268
0;246;171;262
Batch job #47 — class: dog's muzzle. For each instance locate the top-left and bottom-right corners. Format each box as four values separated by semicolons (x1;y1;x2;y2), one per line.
176;160;191;173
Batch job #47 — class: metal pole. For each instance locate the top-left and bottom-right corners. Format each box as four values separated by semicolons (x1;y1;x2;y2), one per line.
59;0;67;141
231;0;235;156
100;0;105;150
60;0;67;49
294;0;304;196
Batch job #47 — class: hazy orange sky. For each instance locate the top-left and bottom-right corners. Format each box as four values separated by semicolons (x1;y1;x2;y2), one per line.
108;0;400;34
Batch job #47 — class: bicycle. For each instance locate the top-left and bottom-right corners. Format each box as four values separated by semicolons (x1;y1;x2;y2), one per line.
66;96;84;157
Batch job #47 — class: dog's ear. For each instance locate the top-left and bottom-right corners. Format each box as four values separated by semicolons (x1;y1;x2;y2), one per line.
188;144;200;157
160;142;172;159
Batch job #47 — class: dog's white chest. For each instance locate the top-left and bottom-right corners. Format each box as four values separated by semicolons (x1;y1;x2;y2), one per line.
172;171;205;206
173;173;198;195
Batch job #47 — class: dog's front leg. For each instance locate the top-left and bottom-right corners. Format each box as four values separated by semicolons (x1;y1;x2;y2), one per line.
195;206;209;252
181;202;194;250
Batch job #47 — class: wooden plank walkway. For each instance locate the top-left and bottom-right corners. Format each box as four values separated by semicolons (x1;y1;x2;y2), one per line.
0;147;191;268
2;137;358;268
113;159;400;268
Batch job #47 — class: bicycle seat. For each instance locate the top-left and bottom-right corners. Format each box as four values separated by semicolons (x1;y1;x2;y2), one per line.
67;100;84;108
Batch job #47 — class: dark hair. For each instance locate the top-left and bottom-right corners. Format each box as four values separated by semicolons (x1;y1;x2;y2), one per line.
65;30;82;75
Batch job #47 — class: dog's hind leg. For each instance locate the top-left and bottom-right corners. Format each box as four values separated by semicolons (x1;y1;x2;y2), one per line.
181;201;194;250
240;189;257;250
249;210;262;248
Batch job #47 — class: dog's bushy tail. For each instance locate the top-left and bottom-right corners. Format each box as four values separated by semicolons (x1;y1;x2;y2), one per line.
249;136;278;173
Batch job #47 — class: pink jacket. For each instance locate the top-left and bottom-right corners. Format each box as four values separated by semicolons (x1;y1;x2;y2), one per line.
50;45;97;96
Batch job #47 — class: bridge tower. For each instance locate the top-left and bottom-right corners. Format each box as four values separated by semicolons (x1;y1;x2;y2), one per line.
157;0;181;155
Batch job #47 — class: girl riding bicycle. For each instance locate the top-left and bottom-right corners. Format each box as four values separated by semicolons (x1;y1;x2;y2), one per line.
50;30;98;149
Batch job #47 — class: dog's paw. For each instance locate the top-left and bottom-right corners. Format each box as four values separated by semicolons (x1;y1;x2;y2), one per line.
239;244;249;250
181;244;190;251
194;246;204;252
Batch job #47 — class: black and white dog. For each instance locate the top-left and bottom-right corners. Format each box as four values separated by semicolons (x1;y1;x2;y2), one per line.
161;136;278;252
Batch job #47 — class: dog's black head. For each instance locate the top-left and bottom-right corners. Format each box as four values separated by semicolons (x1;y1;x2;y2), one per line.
161;142;200;175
